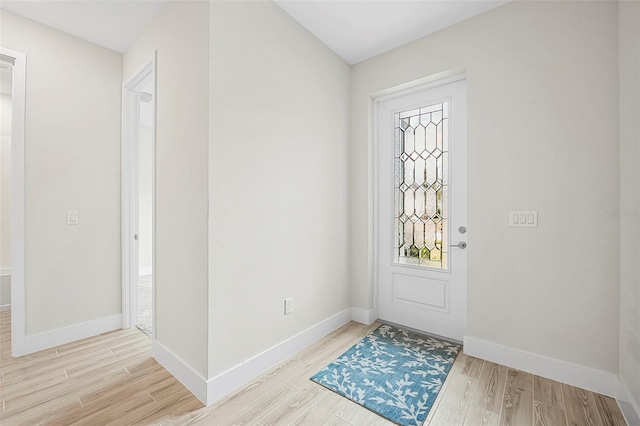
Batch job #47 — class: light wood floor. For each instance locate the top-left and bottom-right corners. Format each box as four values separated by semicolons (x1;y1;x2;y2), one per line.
0;310;628;425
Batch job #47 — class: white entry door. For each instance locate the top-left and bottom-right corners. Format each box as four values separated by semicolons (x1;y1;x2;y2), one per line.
376;78;467;341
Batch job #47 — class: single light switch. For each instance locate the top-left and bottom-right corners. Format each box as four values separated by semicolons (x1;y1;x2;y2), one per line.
527;213;534;224
67;211;79;225
512;213;519;224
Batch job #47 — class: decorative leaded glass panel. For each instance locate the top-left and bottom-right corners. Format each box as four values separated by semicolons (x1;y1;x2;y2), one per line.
394;102;448;269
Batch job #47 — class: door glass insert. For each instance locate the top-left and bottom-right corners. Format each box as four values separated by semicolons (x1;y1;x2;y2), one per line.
394;102;448;269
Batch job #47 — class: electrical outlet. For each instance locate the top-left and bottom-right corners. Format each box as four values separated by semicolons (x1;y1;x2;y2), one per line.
284;298;293;315
67;211;79;225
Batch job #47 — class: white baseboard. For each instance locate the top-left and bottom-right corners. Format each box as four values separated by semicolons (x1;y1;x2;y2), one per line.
0;304;10;312
150;308;373;406
153;340;208;404
205;308;353;405
350;307;378;325
617;378;640;426
0;267;11;277
139;267;152;277
23;314;122;355
464;336;618;397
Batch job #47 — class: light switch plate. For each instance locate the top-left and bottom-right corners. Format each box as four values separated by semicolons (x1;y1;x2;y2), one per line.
67;211;79;225
509;210;537;227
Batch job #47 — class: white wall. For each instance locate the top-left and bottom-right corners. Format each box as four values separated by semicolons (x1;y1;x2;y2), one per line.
0;91;11;310
123;0;210;377
618;0;640;413
208;0;351;376
351;0;620;374
0;10;122;333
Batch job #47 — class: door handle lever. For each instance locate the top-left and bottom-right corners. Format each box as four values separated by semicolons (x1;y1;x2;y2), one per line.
450;241;467;249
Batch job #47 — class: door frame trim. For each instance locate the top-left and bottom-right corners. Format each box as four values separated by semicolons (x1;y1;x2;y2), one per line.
370;69;467;325
122;52;157;337
3;47;27;356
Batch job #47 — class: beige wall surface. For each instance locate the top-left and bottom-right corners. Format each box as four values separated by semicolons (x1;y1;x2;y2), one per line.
124;0;210;376
619;0;640;410
351;1;620;373
0;10;123;334
208;1;351;376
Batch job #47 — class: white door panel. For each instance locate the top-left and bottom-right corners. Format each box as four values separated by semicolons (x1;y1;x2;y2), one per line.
376;79;467;341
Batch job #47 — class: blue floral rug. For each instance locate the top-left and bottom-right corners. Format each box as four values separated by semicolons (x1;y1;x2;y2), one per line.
310;324;461;426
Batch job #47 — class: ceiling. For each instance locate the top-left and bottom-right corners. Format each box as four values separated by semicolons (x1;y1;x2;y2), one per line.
0;0;508;63
274;1;508;64
0;0;167;53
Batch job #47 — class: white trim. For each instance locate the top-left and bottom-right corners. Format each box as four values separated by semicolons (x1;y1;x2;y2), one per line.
122;52;157;337
617;378;640;426
153;309;354;406
205;309;353;405
153;308;418;406
464;336;618;397
1;47;27;357
139;266;152;277
23;314;122;355
153;340;209;404
350;307;378;325
372;70;467;104
0;304;11;312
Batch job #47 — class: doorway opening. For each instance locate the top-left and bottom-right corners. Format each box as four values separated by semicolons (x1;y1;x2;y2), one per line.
1;48;26;356
1;58;13;313
122;53;156;339
137;80;154;337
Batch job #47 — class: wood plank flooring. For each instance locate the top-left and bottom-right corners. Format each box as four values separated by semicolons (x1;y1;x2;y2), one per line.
0;311;628;425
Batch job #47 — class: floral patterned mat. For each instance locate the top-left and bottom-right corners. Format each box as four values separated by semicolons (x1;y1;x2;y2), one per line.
310;324;460;426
